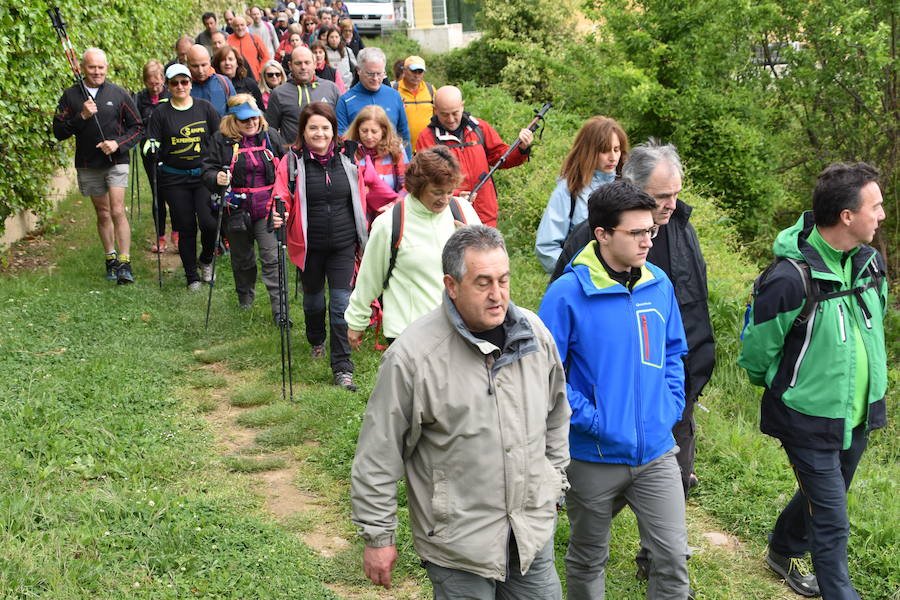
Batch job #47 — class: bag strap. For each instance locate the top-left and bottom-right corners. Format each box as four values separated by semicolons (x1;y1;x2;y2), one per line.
383;198;406;290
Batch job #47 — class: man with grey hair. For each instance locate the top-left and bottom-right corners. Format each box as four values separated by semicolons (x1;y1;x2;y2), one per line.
266;46;340;145
351;225;571;597
53;48;142;284
336;46;411;153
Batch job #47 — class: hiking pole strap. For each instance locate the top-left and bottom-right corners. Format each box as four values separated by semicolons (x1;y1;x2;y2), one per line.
470;102;553;197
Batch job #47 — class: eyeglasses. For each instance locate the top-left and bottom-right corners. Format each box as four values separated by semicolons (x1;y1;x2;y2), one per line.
265;72;283;78
362;70;385;78
608;225;659;240
169;79;191;87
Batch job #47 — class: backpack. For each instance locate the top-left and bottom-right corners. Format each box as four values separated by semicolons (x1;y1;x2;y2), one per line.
741;256;884;339
382;197;467;290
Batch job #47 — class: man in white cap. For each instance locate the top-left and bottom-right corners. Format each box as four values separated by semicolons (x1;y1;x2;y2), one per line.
392;55;434;151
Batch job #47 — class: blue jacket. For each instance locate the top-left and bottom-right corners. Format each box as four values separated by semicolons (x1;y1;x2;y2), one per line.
535;170;616;273
336;83;411;155
190;73;236;116
538;242;688;466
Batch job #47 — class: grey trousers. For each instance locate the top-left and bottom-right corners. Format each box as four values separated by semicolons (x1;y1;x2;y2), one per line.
565;450;689;600
225;217;279;317
424;531;562;600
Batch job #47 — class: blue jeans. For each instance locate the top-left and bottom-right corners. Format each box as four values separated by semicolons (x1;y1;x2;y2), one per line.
770;425;868;600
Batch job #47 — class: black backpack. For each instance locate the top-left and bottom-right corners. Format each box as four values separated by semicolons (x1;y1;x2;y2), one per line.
742;256;884;337
382;197;467;290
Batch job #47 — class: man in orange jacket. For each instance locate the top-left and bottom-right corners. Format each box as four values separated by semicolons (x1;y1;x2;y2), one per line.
227;16;270;81
415;86;533;227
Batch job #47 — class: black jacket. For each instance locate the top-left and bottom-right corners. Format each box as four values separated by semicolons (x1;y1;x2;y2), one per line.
552;199;716;400
53;82;143;168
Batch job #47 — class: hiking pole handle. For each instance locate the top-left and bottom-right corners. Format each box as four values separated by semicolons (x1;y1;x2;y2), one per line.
470;102;553;197
48;6;112;162
275;195;286;244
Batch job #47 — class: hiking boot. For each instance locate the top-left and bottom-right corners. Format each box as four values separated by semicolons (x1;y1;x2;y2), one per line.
334;371;357;392
310;343;326;359
105;257;120;280
150;236;167;253
187;281;203;292
199;261;214;283
116;261;135;285
766;549;820;597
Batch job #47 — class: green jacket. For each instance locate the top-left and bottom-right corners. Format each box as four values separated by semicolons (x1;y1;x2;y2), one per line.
738;212;888;450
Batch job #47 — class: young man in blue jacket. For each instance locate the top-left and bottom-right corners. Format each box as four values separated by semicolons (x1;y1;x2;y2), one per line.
539;181;690;600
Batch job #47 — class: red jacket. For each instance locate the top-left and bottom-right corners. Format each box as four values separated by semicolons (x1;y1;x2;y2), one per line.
415;114;528;226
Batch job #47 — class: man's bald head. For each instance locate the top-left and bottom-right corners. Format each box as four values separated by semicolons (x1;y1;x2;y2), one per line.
187;44;211;82
175;35;193;63
290;46;315;83
433;86;465;131
232;16;248;36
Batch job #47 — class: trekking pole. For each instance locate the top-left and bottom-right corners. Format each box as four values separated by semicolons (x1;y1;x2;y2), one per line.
47;6;112;163
470;102;553;197
149;151;162;288
135;147;141;220
205;166;229;329
269;195;294;402
129;148;136;217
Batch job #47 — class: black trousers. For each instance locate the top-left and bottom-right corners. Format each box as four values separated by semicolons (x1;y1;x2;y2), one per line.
161;176;216;284
769;425;868;600
299;242;355;374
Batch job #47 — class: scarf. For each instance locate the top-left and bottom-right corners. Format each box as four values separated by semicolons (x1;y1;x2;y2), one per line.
303;142;336;185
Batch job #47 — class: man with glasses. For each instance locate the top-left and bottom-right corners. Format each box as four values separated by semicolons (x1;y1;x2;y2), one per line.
552;140;715;503
539;180;691;600
335;47;411;155
266;46;339;145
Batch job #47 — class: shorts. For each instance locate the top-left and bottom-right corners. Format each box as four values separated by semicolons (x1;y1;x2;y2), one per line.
77;164;129;197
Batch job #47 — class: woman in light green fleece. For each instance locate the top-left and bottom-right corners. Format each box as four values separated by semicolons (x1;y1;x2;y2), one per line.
345;146;480;347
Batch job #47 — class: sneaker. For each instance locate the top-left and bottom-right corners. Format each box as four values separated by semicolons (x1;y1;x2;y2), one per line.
334;371;357;392
766;549;820;597
150;236;167;253
199;261;214;283
187;281;203;292
310;343;326;359
116;261;135;285
105;257;120;280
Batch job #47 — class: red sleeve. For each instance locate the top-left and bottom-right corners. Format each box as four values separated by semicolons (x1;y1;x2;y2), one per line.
273;154;293;215
415;126;437;153
481;121;528;169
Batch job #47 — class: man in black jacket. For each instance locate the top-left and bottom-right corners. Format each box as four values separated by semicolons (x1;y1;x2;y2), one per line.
53;48;143;284
552;140;715;497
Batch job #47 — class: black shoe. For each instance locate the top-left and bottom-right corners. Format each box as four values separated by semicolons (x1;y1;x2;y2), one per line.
766;549;820;597
116;261;135;285
105;257;120;280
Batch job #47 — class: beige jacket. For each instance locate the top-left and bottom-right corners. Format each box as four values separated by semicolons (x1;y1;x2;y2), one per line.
351;294;570;580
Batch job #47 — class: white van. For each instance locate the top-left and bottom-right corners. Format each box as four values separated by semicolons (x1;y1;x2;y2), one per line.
343;0;398;36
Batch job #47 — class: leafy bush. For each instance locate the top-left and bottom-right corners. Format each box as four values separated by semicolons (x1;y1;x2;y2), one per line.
432;37;506;87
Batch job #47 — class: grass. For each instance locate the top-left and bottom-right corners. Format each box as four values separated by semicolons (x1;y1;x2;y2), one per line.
2;60;897;600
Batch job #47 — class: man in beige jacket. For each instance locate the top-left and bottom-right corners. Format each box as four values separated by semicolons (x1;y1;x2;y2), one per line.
350;225;571;598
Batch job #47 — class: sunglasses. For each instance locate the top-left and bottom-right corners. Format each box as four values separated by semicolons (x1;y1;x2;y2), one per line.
169;79;191;87
265;72;283;78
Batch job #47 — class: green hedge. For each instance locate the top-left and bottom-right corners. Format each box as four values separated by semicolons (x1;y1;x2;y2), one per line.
0;1;223;231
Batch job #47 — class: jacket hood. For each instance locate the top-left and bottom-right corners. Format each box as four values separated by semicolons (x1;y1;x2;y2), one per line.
772;211;875;281
566;241;657;296
441;292;537;362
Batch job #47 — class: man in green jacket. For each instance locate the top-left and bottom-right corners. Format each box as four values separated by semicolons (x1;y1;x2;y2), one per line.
739;162;888;600
350;225;571;597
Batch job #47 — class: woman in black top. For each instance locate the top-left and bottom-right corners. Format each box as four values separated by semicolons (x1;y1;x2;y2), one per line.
272;103;367;392
213;46;264;109
310;41;344;92
133;60;172;252
201;94;286;321
145;64;221;290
